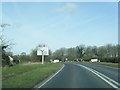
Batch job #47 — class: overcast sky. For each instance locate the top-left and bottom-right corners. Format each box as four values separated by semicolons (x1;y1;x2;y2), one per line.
2;2;118;55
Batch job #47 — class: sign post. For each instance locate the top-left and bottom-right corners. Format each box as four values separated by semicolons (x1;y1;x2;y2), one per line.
37;46;49;64
41;50;44;64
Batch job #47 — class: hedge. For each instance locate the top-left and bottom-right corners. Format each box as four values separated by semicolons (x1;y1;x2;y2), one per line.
82;57;119;63
99;57;119;63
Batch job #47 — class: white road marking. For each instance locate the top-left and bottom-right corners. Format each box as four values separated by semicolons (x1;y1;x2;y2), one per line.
38;64;65;88
77;64;120;89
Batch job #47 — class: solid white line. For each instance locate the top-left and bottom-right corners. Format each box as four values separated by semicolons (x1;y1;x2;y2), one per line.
38;64;65;88
77;64;120;89
93;69;120;86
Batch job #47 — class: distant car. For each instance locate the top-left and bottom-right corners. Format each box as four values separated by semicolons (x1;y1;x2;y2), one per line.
52;60;60;63
90;59;100;62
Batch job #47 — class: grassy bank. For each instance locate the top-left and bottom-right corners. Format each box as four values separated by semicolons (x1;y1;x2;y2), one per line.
80;62;119;68
2;63;63;88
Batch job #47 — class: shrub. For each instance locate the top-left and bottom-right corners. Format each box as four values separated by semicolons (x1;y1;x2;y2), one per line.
99;57;119;63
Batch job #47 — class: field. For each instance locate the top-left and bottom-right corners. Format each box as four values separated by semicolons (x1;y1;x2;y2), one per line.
2;63;63;88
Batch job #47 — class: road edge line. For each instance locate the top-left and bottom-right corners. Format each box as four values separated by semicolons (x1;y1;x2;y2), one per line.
78;64;120;89
34;64;65;89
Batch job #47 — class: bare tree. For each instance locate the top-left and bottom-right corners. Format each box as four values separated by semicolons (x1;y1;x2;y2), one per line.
0;24;10;45
0;24;14;51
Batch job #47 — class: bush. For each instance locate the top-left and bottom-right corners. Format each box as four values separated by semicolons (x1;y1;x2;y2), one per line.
82;57;119;63
82;57;92;62
13;55;32;64
99;57;119;63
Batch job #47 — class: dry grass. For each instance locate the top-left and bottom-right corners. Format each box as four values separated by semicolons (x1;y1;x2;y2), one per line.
20;62;42;66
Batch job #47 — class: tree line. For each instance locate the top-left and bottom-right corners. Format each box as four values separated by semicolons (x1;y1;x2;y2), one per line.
2;43;119;66
8;44;119;64
52;44;119;63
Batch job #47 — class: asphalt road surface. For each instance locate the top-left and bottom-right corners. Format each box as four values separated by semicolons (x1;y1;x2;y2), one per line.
40;63;120;88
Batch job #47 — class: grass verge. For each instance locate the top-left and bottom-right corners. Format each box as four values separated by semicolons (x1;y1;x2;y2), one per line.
80;62;119;68
2;63;63;88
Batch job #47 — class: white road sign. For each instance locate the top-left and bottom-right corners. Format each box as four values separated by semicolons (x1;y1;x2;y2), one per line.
37;47;49;55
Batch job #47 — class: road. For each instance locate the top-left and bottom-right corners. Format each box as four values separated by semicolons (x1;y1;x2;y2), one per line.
39;63;120;88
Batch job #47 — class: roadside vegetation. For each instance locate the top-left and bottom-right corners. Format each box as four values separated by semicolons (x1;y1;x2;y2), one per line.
79;62;119;68
52;44;119;63
2;63;63;88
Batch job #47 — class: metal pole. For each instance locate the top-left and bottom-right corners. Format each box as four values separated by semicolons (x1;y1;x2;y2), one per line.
42;50;44;64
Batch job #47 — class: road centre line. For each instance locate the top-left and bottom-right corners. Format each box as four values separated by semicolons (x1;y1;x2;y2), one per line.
77;64;120;89
38;64;65;88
